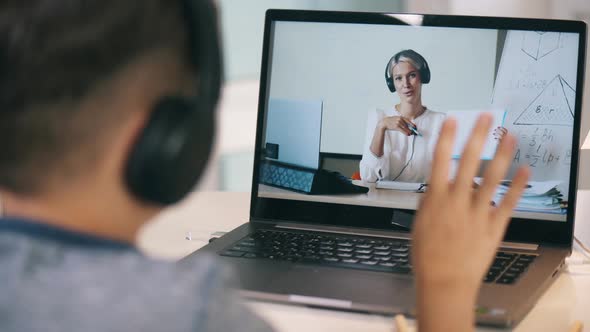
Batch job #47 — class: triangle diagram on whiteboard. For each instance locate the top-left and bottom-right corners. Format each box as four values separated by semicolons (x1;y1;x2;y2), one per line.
521;31;560;61
561;76;576;117
513;75;575;126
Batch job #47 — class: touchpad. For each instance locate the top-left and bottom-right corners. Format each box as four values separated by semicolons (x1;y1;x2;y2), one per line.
268;265;415;308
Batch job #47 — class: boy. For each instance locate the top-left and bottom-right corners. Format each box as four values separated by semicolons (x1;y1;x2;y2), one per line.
0;1;528;331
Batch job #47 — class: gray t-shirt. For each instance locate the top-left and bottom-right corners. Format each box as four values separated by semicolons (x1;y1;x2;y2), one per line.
0;217;274;332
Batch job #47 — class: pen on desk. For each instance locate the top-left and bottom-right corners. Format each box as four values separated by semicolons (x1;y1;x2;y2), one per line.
568;320;583;332
394;314;409;332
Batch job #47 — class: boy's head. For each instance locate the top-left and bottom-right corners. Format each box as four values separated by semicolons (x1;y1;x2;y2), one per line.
0;0;221;237
0;0;218;201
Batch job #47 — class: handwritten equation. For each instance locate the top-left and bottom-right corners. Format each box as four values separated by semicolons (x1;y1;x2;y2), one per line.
506;78;548;90
512;127;571;168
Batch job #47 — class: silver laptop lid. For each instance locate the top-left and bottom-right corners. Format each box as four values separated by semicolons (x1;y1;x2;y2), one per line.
250;10;587;246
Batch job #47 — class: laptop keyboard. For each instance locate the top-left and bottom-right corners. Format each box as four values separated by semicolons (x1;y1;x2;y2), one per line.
484;251;536;284
220;229;537;285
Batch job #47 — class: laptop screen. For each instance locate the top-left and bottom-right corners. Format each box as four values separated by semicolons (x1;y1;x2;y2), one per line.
253;12;585;230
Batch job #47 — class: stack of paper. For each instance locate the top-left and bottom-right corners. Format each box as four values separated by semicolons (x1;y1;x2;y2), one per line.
475;179;565;214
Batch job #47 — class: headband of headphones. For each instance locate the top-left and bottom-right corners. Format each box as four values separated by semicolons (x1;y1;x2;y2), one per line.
183;0;222;108
124;0;223;205
384;49;430;93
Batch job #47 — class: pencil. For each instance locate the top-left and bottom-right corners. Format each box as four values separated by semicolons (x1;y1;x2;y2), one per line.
568;321;583;332
394;314;409;332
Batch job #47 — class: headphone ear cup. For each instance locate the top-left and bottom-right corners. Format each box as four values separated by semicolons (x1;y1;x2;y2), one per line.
123;0;221;205
384;59;396;93
387;75;396;92
420;60;431;84
125;97;215;204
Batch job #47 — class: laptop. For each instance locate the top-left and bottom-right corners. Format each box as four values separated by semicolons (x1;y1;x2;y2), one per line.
187;10;587;327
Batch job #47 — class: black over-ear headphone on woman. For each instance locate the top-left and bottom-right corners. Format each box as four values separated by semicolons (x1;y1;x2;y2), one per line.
125;0;222;205
384;49;430;93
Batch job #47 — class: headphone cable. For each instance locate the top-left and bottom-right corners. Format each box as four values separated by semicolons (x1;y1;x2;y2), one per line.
391;134;417;182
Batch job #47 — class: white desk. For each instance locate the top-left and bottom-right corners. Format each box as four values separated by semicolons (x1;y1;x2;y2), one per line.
138;191;590;332
259;183;566;221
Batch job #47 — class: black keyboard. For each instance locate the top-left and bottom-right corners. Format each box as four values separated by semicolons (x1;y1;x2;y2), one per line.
484;251;536;284
260;162;316;192
220;229;536;285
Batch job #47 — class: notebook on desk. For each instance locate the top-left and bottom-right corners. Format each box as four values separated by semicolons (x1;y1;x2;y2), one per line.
188;10;586;327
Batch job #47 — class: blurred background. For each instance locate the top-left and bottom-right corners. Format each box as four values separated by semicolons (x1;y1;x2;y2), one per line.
200;0;590;192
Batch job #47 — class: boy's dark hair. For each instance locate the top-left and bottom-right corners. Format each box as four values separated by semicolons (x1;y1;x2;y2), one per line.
0;0;187;194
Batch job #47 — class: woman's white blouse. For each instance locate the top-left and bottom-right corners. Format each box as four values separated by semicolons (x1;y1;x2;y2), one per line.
360;108;446;183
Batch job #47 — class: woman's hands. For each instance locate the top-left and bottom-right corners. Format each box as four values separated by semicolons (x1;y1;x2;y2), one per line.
411;114;529;332
378;116;416;136
493;126;508;141
369;115;417;157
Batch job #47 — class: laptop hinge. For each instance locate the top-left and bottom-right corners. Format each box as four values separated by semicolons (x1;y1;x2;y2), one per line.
275;223;539;251
276;223;411;240
497;241;539;251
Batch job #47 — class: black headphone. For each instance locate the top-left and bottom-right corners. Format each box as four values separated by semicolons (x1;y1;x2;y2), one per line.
384;49;430;93
124;0;222;205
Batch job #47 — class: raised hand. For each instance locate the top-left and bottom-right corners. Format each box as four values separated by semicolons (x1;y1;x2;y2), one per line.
411;114;529;332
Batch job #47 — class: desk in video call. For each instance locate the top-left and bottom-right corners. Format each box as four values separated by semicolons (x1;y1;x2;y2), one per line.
258;182;565;222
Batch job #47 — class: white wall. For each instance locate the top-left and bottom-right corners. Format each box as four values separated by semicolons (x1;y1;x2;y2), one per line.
219;0;315;81
268;21;498;155
218;0;404;81
407;0;552;17
449;0;552;18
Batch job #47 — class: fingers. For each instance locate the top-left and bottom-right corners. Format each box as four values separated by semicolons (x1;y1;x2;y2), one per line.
397;126;412;136
474;134;517;212
493;128;501;139
452;114;493;195
403;118;417;128
383;116;412;135
397;118;413;136
492;166;530;228
493;127;508;140
401;118;417;136
428;118;457;193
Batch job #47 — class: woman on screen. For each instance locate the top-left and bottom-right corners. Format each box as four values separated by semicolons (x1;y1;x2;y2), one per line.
359;49;507;183
360;49;445;183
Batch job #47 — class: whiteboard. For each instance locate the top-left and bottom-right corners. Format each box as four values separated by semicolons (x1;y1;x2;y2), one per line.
491;30;580;199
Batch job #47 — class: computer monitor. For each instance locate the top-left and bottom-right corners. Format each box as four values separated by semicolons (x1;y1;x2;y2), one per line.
264;98;323;169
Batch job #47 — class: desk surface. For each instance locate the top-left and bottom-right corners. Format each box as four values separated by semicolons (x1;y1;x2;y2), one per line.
139;191;590;332
259;183;566;221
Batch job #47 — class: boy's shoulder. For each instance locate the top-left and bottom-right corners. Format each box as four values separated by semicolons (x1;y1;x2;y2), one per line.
0;218;273;332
